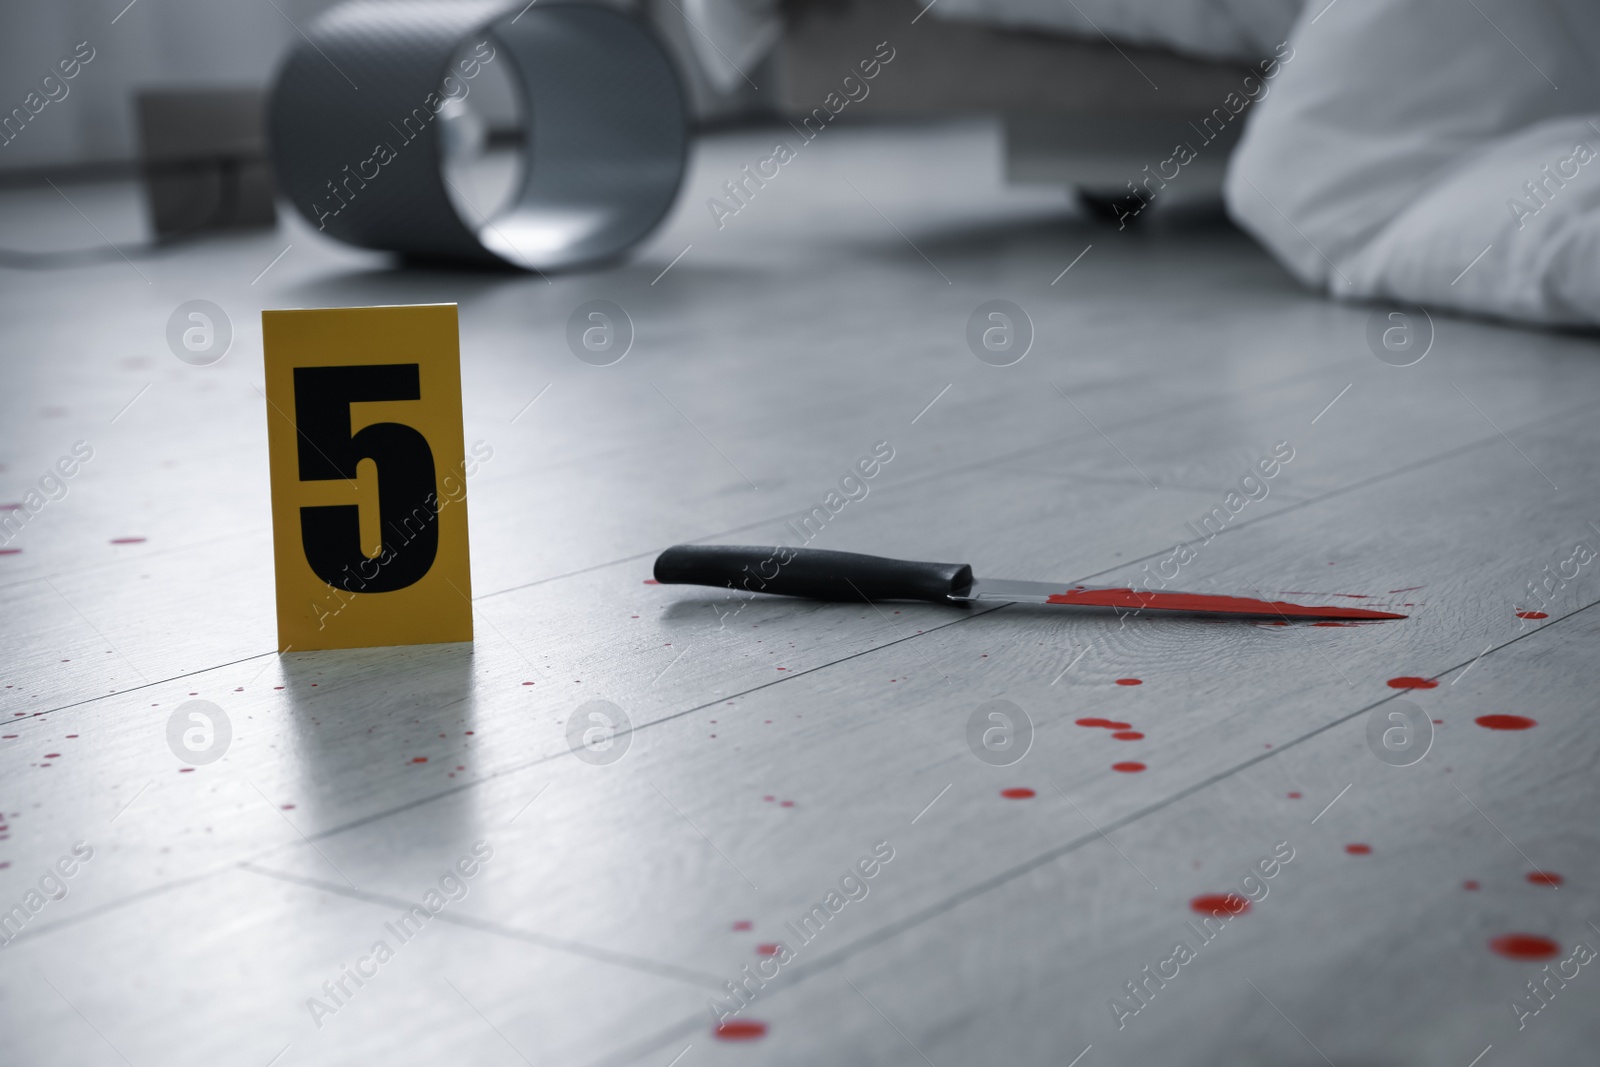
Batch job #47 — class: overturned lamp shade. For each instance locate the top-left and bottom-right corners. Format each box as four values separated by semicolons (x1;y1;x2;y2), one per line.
267;0;687;271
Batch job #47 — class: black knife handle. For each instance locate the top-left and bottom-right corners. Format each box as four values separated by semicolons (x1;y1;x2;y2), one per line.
653;544;973;603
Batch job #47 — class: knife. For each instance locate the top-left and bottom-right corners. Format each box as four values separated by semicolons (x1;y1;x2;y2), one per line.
652;545;1407;621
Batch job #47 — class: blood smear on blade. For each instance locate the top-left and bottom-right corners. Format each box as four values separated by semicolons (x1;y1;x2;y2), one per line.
1043;587;1405;620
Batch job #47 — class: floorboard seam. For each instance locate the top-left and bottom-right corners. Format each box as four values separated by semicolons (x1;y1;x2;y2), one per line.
237;861;727;990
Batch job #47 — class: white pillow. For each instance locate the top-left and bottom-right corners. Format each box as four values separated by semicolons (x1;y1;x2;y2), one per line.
1226;0;1600;326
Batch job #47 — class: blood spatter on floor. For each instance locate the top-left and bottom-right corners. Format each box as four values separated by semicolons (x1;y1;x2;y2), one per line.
1526;871;1564;887
731;920;752;931
1516;611;1549;620
1287;792;1302;799
1476;714;1536;730
714;1020;768;1041
1463;880;1480;891
1345;844;1372;855
1116;678;1143;686
0;548;19;556
1489;934;1560;960
1112;761;1146;773
642;579;659;585
1112;731;1144;741
756;943;781;956
1387;677;1438;689
410;757;428;763
1190;893;1250;916
1000;787;1035;799
779;800;794;808
1075;718;1132;730
109;537;146;544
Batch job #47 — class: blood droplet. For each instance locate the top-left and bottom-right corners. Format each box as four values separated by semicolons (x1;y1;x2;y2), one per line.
1526;871;1563;887
1345;843;1372;855
1190;893;1249;916
1387;677;1438;689
715;1020;768;1040
1475;714;1536;730
1000;787;1035;799
1116;678;1143;686
1516;611;1548;620
1112;761;1146;773
1489;934;1560;960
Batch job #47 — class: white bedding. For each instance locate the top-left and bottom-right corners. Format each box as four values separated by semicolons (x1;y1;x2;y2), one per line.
930;0;1303;63
683;0;1600;327
682;0;1302;87
1226;0;1600;327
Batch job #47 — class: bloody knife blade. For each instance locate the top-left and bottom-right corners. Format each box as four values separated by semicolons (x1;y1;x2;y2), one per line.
652;545;1407;621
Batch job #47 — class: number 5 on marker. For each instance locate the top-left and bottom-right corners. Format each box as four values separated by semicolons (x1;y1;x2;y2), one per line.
263;304;473;650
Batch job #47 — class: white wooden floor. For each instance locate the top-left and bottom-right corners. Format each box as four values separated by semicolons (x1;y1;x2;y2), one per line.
3;117;1599;1067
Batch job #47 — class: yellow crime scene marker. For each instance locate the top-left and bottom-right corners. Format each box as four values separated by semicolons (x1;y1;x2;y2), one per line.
262;303;474;650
